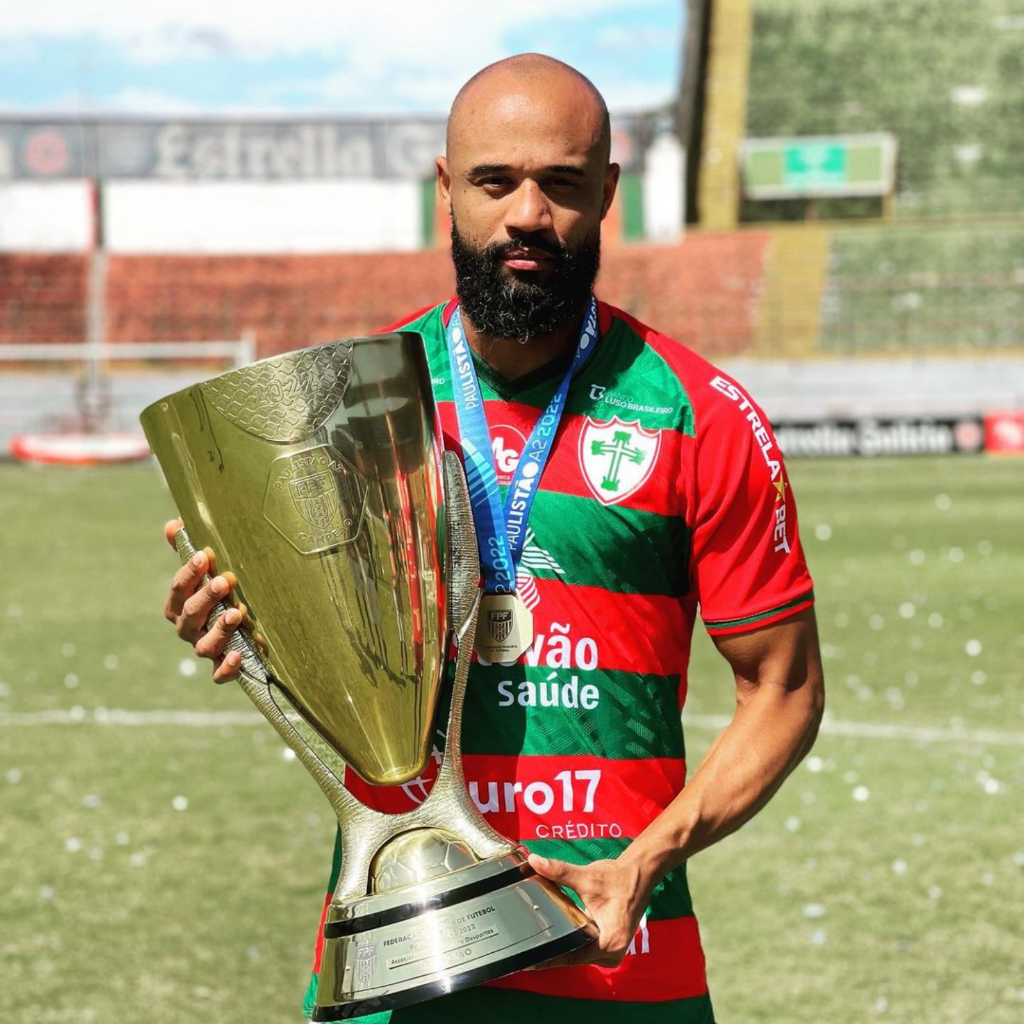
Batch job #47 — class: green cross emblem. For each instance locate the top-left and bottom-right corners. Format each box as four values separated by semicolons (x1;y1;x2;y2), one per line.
590;430;646;492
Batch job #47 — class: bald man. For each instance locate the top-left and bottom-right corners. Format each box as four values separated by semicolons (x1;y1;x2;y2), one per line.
164;55;823;1024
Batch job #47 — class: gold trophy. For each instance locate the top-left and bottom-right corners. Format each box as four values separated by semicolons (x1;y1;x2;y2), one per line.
140;334;593;1020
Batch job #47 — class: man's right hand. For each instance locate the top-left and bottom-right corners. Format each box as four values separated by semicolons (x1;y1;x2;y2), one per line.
163;518;243;683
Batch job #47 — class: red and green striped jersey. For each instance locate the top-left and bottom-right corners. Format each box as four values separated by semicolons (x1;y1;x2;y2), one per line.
304;299;814;1024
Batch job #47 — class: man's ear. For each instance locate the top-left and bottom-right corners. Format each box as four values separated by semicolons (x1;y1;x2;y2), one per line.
437;156;452;214
600;163;621;220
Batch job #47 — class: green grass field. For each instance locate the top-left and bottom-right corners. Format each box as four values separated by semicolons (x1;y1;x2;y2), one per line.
1;456;1021;1023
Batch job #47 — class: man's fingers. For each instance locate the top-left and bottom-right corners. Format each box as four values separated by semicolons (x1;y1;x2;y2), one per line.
195;607;242;660
212;650;242;684
178;574;233;641
164;518;184;550
528;853;582;890
164;549;209;622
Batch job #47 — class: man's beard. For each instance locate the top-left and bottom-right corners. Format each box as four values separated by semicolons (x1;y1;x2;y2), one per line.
450;220;600;343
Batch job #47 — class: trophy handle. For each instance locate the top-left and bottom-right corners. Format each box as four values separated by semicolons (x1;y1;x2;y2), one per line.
172;526;367;827
419;452;509;848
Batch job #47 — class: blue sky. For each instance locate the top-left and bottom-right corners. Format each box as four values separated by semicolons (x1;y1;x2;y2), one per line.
0;2;684;117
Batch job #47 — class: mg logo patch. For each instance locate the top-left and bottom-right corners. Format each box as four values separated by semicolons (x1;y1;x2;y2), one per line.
490;425;526;485
578;417;661;506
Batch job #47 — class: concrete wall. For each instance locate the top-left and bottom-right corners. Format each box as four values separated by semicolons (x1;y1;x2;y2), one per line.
0;182;92;251
103;180;423;254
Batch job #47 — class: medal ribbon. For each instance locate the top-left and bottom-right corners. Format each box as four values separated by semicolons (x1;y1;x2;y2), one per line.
445;296;599;594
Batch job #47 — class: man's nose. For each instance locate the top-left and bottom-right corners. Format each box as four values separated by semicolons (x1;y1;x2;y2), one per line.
503;179;553;235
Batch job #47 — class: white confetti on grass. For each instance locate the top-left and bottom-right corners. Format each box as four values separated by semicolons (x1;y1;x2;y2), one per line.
7;768;22;784
178;659;198;678
281;747;297;762
39;885;55;901
892;859;908;876
810;929;827;946
64;673;79;689
934;493;952;511
899;602;916;619
171;795;189;811
965;639;983;657
908;549;926;566
853;786;871;803
806;756;824;773
803;903;825;919
815;523;833;541
64;837;83;853
103;654;119;670
81;793;101;808
785;816;801;833
115;832;131;846
928;612;944;629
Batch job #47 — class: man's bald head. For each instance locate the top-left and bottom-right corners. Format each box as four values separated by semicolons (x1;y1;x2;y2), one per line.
447;53;611;166
437;54;619;344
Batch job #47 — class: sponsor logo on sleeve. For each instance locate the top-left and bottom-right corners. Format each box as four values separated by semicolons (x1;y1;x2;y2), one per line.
709;376;791;554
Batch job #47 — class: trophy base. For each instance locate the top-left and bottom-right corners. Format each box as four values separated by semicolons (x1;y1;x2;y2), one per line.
313;847;593;1021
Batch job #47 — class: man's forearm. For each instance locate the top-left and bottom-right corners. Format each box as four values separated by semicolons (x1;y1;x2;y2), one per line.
621;652;824;885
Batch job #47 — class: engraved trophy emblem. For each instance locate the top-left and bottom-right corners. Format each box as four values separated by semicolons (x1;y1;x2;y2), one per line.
140;334;593;1020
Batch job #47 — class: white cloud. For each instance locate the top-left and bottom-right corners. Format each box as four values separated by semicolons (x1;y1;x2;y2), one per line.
3;1;676;116
1;1;659;63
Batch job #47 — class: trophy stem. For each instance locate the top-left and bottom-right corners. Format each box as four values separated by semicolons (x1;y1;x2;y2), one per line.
426;594;510;854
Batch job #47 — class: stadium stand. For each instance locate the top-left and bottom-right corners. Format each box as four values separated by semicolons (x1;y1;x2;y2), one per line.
733;0;1024;356
746;0;1024;220
821;222;1024;353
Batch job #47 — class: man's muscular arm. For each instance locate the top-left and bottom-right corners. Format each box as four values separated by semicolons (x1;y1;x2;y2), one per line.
528;609;824;967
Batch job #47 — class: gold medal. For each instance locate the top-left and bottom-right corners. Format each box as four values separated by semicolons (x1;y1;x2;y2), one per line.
474;592;534;664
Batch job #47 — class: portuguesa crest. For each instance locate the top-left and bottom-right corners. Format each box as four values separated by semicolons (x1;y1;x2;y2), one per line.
578;417;661;506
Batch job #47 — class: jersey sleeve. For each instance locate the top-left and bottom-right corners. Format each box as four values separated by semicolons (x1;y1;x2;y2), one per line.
689;372;814;635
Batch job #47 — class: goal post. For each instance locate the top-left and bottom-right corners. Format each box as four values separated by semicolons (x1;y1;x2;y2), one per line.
0;334;255;464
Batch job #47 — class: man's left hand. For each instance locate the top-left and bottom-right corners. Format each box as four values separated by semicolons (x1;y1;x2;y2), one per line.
526;852;653;969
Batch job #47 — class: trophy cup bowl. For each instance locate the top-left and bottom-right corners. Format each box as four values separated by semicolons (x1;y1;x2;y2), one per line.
140;334;594;1020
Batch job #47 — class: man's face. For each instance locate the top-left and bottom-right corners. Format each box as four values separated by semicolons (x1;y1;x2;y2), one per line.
439;73;619;341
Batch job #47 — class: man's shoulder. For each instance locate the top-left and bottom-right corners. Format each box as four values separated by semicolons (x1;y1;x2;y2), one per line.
373;299;455;337
600;301;745;422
